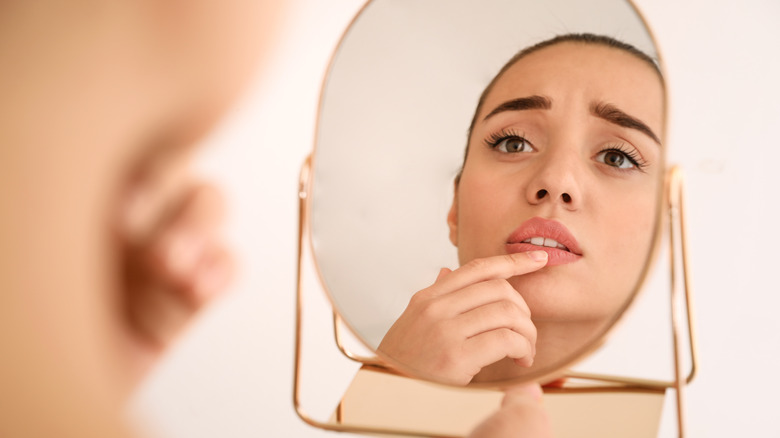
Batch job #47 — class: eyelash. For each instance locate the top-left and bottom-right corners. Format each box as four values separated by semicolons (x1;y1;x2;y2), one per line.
483;130;648;171
600;143;648;171
484;129;531;149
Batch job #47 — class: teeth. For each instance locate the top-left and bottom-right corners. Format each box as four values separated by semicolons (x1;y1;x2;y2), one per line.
521;237;569;251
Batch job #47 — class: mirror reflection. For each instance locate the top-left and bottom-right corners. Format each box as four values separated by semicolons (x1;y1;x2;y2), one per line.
311;0;664;385
377;34;664;384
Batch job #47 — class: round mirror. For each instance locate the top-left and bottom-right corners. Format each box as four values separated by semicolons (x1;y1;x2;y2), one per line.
309;0;665;385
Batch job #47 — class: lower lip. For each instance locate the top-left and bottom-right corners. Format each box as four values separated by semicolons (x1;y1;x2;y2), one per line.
505;243;582;266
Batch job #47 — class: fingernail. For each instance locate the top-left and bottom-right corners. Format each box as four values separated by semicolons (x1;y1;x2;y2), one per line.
527;250;548;262
502;383;544;407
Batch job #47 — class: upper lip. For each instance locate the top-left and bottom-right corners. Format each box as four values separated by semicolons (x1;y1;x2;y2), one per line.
506;217;583;256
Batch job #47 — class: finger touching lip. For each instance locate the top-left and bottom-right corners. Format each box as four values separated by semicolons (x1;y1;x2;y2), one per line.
506;217;582;266
506;243;580;266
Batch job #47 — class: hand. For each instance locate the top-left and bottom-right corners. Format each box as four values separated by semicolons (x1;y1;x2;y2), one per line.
117;179;234;388
377;251;548;385
468;383;553;438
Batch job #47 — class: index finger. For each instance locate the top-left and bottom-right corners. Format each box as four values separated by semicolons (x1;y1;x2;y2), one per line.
430;251;548;297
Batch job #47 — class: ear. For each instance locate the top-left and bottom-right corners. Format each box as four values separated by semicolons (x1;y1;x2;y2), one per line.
447;180;459;247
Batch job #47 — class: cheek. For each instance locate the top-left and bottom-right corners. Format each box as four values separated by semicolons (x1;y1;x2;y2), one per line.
460;160;531;217
455;170;523;259
592;185;658;277
459;177;506;217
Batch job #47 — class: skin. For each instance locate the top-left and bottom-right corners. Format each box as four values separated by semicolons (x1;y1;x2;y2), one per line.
379;252;549;386
379;42;663;385
0;0;282;436
468;383;553;438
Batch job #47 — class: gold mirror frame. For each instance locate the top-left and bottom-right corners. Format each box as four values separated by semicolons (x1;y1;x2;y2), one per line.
293;1;697;436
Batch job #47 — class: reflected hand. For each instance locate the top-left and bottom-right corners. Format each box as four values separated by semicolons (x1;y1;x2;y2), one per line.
468;383;553;438
119;181;234;388
377;252;547;385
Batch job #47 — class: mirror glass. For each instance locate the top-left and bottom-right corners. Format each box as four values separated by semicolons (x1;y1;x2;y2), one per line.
310;0;665;385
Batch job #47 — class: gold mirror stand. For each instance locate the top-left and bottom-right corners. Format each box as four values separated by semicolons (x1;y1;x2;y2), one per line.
294;155;425;437
294;156;698;437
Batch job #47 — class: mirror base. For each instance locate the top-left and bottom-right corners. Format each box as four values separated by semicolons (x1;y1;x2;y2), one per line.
334;365;666;438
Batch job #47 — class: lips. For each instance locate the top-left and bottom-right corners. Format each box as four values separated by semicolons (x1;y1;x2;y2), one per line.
505;217;583;266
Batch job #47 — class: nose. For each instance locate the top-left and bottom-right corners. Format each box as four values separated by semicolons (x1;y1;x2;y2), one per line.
525;153;582;211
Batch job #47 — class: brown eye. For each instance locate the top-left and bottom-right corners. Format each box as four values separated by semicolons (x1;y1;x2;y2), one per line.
496;137;533;153
595;149;638;169
604;151;625;167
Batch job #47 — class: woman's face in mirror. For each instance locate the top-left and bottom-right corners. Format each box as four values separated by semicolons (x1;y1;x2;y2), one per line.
450;42;663;330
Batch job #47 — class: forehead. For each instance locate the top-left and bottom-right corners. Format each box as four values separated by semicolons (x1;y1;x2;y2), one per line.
481;42;664;133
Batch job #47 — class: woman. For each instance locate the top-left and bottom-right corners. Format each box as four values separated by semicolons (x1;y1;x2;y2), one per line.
379;33;664;386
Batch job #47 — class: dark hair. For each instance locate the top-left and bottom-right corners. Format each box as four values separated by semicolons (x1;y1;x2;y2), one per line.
456;33;662;184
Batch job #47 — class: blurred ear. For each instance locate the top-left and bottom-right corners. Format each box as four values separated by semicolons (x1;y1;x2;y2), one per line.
447;180;459;247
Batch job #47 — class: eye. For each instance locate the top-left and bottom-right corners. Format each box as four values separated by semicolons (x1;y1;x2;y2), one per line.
496;137;533;153
596;150;633;168
594;147;646;170
488;135;535;154
484;129;535;154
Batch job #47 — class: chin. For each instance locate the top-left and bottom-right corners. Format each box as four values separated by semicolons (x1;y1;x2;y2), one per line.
508;275;617;322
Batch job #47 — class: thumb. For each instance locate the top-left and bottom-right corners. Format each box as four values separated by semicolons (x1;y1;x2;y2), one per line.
468;383;552;438
502;383;544;407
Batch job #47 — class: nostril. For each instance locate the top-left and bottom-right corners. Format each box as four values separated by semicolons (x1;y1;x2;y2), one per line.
536;189;547;200
562;193;572;203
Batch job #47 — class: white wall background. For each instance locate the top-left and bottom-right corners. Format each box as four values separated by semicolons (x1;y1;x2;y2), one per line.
131;1;780;437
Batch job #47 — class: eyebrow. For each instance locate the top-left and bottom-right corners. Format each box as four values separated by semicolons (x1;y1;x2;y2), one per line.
482;95;552;120
591;102;661;145
482;95;661;146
